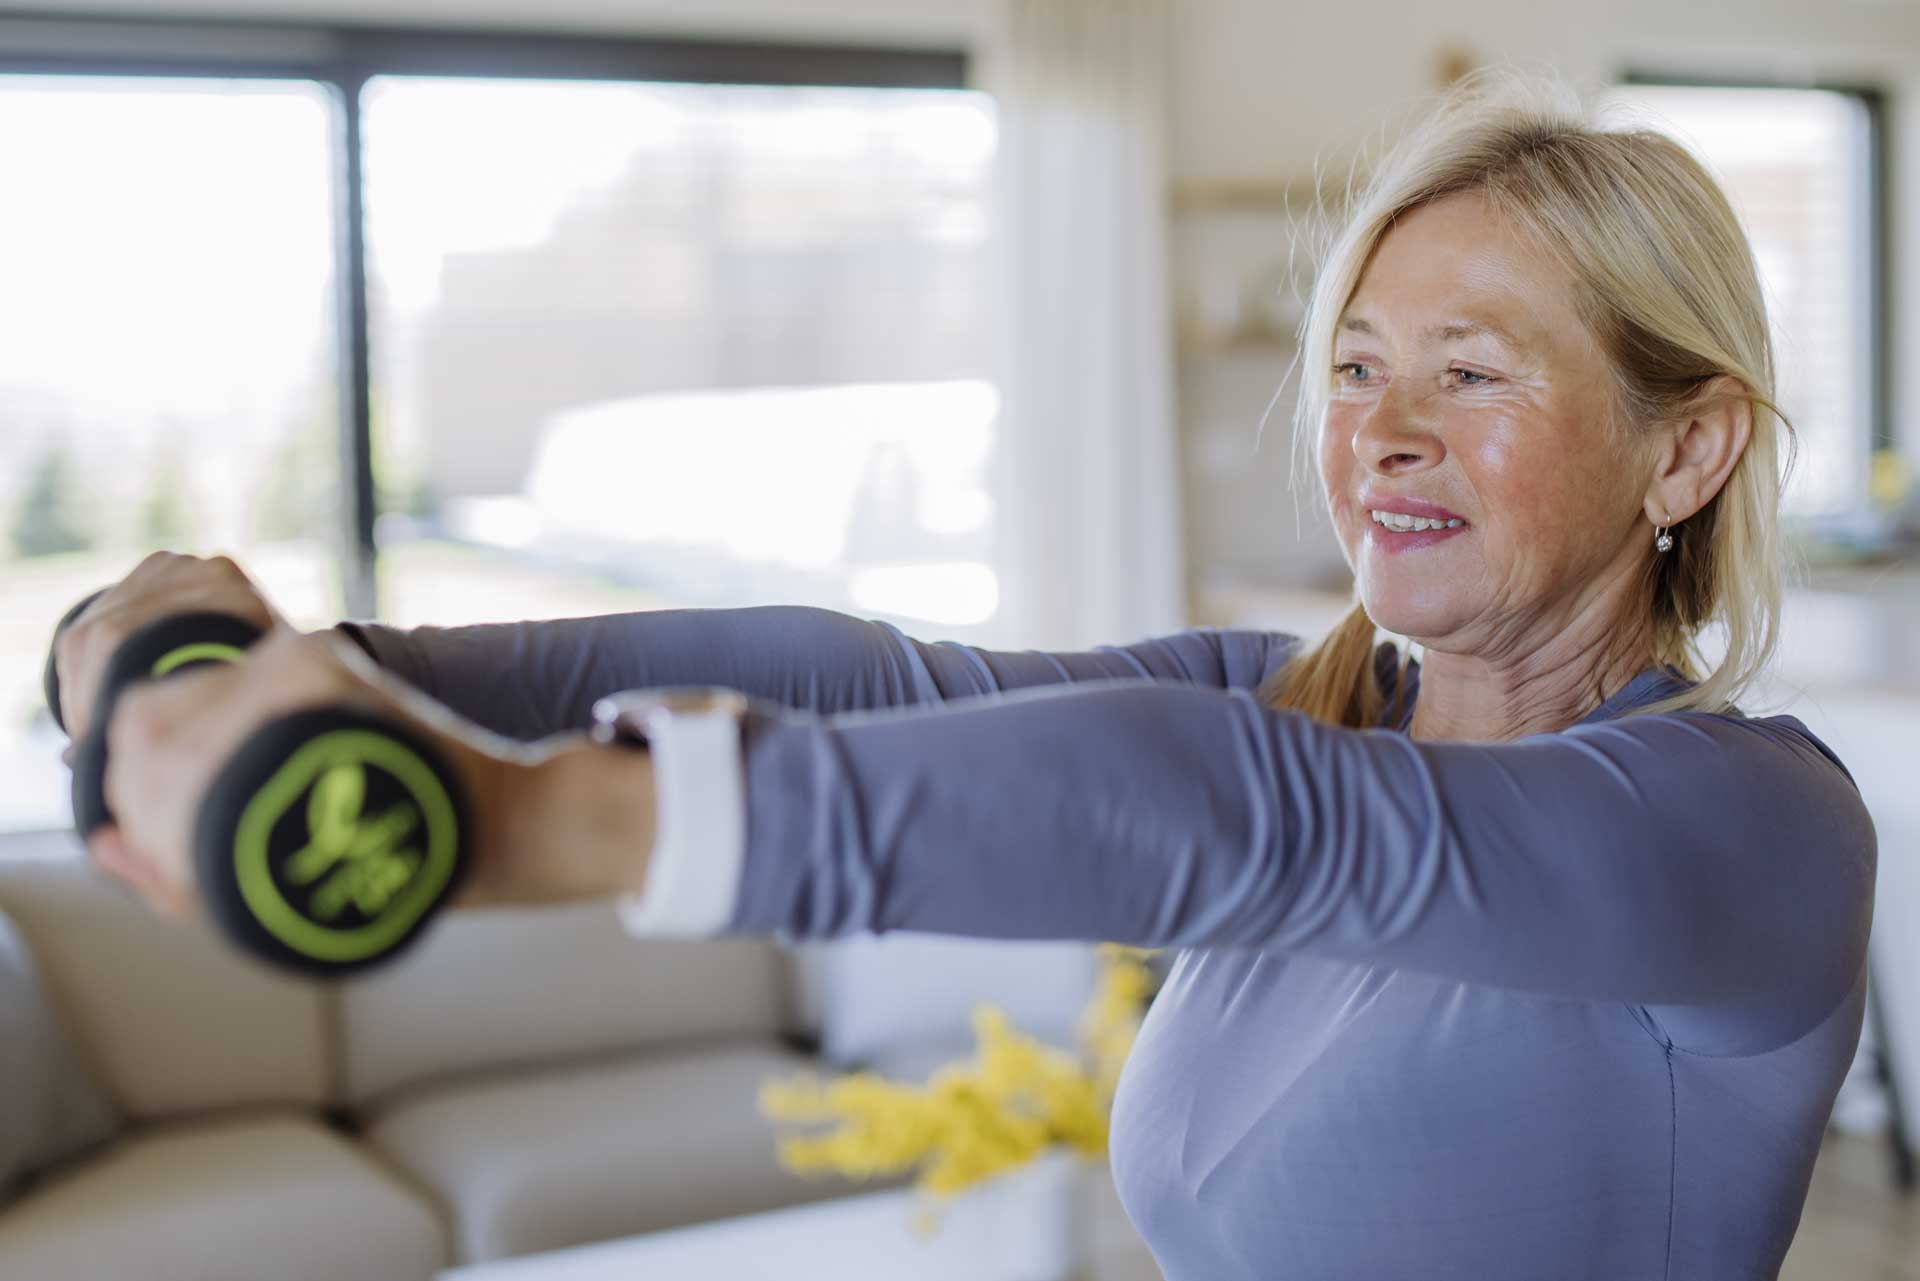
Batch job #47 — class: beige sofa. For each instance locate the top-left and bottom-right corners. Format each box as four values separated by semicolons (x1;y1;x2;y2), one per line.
0;828;952;1279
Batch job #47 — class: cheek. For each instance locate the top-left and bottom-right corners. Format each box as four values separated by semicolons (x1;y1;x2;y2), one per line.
1318;413;1358;526
1468;411;1630;575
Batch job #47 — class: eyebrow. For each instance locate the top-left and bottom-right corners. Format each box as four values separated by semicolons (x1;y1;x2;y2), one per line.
1339;315;1531;350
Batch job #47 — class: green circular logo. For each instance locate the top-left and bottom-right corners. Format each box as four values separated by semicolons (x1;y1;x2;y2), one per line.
230;729;460;963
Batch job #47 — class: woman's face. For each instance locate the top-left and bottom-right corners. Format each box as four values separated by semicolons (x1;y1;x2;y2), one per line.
1320;190;1653;653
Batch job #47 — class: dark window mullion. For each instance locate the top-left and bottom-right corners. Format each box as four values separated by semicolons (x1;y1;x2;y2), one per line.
1864;89;1892;455
329;70;377;620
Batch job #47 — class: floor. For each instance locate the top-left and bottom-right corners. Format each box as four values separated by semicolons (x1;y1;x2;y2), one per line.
1781;1129;1920;1280
1082;1127;1920;1280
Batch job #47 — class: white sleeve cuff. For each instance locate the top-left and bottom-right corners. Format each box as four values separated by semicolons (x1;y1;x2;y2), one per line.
615;711;747;937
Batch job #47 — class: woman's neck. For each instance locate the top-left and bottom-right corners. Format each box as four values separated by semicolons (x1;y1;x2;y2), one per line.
1404;601;1655;743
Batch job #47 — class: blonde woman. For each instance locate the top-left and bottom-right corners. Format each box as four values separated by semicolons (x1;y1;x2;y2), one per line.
59;73;1875;1279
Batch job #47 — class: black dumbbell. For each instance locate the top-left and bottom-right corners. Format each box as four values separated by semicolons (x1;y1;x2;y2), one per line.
42;586;107;737
49;598;470;978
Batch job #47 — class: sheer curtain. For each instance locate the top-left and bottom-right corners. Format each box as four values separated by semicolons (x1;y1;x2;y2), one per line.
985;0;1186;651
791;2;1186;1068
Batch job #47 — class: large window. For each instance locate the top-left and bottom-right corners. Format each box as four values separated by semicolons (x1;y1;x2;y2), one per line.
1604;80;1882;519
0;23;992;835
0;75;343;832
360;77;997;630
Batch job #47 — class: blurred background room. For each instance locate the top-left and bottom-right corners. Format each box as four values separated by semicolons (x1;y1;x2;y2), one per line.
0;0;1917;1277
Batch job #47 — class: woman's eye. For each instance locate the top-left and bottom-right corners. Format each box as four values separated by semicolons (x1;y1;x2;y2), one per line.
1333;362;1374;384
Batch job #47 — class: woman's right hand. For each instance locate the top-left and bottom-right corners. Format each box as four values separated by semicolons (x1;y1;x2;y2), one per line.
52;551;289;745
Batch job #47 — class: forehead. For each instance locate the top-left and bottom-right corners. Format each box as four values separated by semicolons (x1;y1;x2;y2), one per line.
1337;191;1583;354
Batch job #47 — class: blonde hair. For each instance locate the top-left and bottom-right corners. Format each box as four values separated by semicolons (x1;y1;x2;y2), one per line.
1261;69;1799;730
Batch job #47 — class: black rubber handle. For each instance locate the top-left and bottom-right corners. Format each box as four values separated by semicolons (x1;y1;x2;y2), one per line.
69;612;267;839
194;705;470;978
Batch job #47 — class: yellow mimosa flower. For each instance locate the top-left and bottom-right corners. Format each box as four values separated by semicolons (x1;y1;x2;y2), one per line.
757;943;1161;1208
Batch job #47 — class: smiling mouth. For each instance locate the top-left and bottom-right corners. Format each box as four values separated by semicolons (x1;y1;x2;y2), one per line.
1367;510;1466;532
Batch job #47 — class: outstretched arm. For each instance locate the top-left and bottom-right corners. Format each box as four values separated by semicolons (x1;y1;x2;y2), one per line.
336;606;1298;740
650;678;1874;1054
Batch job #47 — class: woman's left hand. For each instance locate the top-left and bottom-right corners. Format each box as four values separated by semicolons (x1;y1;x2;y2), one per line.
83;627;658;922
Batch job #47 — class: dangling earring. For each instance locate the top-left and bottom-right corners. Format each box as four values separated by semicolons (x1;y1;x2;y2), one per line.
1654;514;1674;553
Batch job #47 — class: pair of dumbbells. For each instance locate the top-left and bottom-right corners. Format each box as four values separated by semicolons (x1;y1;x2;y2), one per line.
46;595;469;978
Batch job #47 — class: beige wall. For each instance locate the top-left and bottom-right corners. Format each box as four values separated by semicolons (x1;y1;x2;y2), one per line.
1166;0;1920;594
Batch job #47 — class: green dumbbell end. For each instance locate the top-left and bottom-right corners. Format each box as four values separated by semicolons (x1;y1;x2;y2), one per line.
193;706;469;979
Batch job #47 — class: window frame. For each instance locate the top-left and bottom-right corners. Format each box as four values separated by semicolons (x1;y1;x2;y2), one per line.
1617;68;1893;511
0;9;970;615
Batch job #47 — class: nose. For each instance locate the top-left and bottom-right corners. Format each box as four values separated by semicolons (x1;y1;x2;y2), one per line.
1351;385;1444;477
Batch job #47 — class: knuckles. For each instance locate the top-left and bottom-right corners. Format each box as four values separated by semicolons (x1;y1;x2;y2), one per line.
250;630;365;707
59;552;274;731
100;632;360;760
108;683;173;758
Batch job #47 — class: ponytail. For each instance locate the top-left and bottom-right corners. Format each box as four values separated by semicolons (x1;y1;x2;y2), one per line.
1256;599;1412;730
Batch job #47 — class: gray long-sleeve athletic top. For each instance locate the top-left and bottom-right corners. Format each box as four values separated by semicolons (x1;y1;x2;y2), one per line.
337;605;1877;1281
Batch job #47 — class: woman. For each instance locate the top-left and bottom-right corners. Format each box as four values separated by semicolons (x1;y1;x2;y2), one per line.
55;75;1875;1279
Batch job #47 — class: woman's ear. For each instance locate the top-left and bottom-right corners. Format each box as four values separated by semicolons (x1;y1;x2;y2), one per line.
1644;373;1752;525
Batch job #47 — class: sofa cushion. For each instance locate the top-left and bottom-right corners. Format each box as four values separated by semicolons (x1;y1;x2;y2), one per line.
362;1039;902;1264
0;1110;445;1281
0;900;119;1199
0;843;331;1121
338;900;790;1107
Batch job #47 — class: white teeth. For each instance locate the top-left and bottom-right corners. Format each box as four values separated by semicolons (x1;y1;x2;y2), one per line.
1369;510;1464;532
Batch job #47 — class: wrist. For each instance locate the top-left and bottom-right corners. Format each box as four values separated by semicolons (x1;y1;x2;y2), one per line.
460;735;656;909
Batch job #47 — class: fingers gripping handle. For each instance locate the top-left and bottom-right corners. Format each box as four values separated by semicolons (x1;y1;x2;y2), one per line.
68;611;268;839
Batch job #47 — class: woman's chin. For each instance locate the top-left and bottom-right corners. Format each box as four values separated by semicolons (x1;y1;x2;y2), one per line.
1357;591;1468;643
